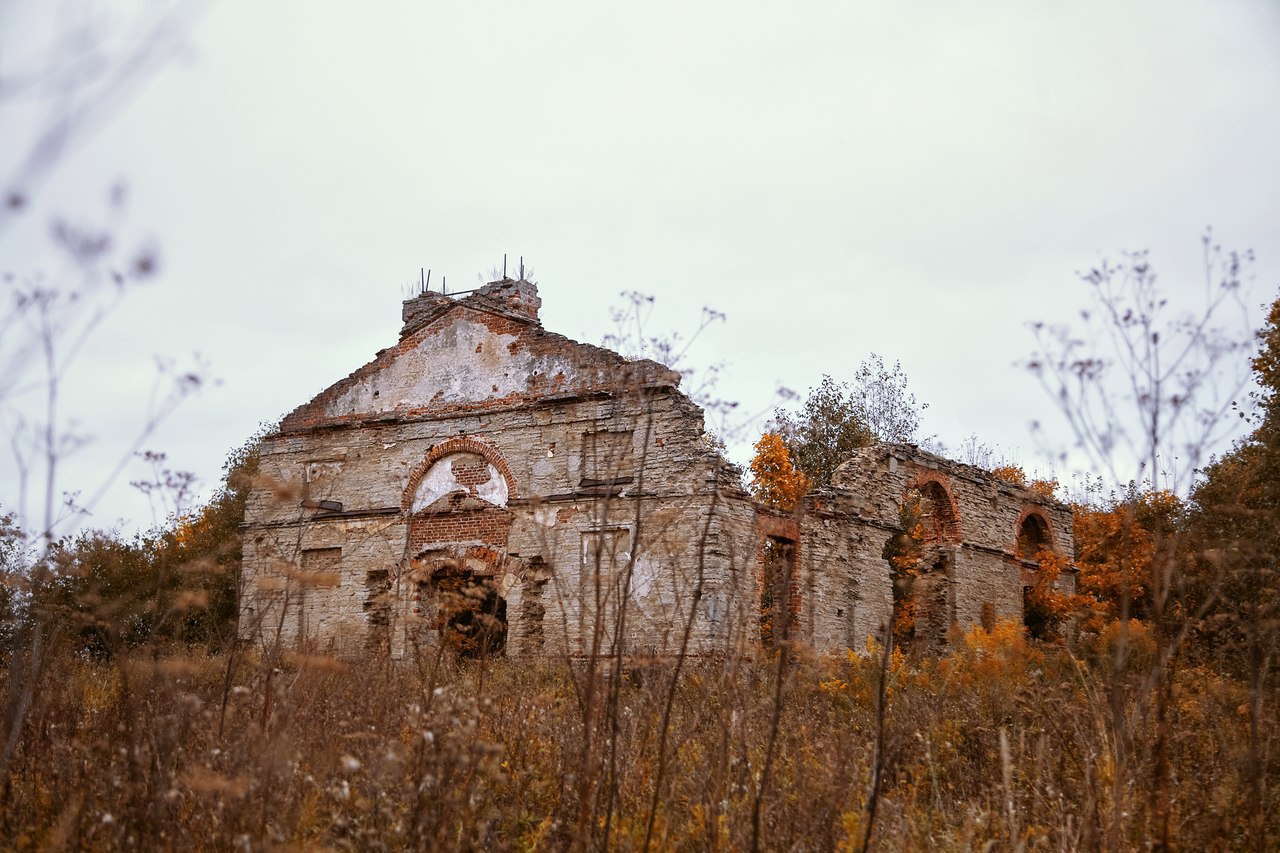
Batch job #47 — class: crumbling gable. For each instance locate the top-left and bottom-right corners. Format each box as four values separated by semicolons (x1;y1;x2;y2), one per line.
280;278;679;433
240;278;1073;659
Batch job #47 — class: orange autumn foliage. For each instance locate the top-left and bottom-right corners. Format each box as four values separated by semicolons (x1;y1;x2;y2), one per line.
1022;547;1092;640
1028;478;1059;500
1071;489;1181;623
990;465;1028;488
750;432;811;511
884;491;925;643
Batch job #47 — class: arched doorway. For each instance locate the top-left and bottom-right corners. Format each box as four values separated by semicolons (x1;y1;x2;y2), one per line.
399;439;517;656
1015;508;1056;638
888;475;962;651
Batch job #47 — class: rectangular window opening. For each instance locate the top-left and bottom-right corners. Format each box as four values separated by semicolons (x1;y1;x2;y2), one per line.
580;430;635;483
760;536;796;648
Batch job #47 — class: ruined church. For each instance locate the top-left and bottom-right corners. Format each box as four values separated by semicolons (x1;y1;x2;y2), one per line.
240;278;1074;658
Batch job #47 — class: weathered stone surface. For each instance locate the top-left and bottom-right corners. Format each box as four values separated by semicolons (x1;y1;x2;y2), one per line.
240;279;1074;658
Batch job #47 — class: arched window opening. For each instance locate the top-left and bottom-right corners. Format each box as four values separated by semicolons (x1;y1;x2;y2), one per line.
1017;513;1052;561
904;479;960;544
886;484;958;654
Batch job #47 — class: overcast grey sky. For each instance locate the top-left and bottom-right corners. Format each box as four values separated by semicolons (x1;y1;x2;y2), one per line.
2;0;1279;533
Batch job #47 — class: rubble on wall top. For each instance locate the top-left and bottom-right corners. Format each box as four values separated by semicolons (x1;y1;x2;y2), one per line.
401;277;542;337
831;441;1068;507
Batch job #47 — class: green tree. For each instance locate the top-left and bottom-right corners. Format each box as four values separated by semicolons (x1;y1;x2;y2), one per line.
1183;293;1280;846
849;353;927;445
776;356;926;486
775;375;875;487
0;509;24;661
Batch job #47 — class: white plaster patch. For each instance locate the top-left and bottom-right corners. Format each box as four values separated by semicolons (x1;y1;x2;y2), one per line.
630;556;660;601
411;452;508;511
323;318;579;416
533;506;559;527
531;456;556;482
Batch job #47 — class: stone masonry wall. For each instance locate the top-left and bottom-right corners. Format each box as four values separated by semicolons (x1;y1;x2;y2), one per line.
241;281;1075;660
805;443;1077;646
240;283;748;657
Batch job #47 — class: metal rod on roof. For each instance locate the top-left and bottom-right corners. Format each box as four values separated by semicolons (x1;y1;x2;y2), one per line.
420;267;425;293
520;256;524;280
425;269;431;291
443;276;447;295
503;253;507;278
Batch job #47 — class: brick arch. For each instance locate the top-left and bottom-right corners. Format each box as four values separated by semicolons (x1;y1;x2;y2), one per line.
903;471;962;542
1015;505;1057;557
403;437;518;511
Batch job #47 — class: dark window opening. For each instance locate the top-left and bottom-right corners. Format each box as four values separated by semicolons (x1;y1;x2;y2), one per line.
363;568;391;656
520;578;548;653
981;600;996;631
760;536;796;648
1022;584;1049;640
434;572;507;658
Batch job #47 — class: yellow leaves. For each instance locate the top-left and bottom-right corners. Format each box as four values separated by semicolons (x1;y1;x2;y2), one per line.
750;432;811;511
938;619;1045;688
836;809;864;853
1091;618;1156;672
79;664;122;714
172;513;196;547
1141;488;1182;517
1023;548;1092;640
819;677;848;695
961;618;1033;658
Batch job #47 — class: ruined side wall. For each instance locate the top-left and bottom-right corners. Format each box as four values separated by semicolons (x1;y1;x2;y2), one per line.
703;491;762;653
822;443;1075;640
831;444;1074;557
240;515;405;655
794;502;894;655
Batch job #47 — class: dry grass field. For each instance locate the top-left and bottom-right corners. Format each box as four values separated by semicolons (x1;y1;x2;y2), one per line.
0;617;1271;851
